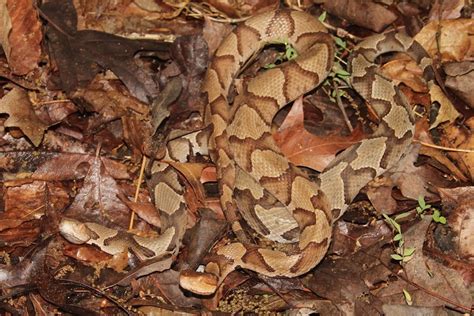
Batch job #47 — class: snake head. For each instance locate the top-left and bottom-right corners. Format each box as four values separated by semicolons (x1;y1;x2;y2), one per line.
179;270;218;295
59;218;96;244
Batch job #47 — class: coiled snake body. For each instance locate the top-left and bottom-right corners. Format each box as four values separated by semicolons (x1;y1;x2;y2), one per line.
60;10;434;295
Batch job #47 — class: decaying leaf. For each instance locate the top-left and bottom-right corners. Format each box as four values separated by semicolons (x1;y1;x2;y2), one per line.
428;0;465;20
444;61;474;108
0;0;42;75
274;97;365;171
439;187;474;261
65;155;131;228
440;116;474;181
33;153;130;181
203;0;279;18
429;83;460;129
0;87;48;146
415;19;474;62
0;1;472;314
378;217;472;310
380;57;428;93
416;119;469;182
40;0;170;102
1;180;69;232
323;0;397;32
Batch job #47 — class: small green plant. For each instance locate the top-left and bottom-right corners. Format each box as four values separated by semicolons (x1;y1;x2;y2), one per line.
318;11;327;22
323;34;351;102
403;289;413;306
264;42;298;69
383;196;447;264
416;196;447;224
382;214;416;263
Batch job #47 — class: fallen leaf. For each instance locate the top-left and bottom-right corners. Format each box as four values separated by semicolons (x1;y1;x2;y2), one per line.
0;181;69;231
0;0;42;75
444;61;474;108
304;241;389;315
395;217;471;309
415;19;474;62
41;0;170;102
429;0;465;20
441;116;474;181
65;155;131;228
323;0;397;32
380;57;428;93
202;16;233;56
150;77;181;133
389;146;435;200
429;83;460;129
439;187;474;261
274;97;365;171
72;78;150;132
132;269;200;308
416;118;468;182
203;0;279;18
0;87;48;146
181;208;227;271
33;153;130;181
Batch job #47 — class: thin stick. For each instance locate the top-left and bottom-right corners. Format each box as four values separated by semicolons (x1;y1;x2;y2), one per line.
32;99;72;106
333;83;354;133
129;155;147;231
414;140;474;153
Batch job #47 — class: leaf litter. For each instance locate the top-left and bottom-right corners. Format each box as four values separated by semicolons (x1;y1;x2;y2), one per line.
0;0;472;314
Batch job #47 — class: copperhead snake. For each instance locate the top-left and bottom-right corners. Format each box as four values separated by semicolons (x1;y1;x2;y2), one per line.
59;10;435;295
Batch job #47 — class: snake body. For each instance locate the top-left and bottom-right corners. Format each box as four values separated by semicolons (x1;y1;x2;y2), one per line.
59;10;434;295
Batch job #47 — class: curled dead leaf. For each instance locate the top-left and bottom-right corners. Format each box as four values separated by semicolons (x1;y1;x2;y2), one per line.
0;87;48;147
415;19;474;62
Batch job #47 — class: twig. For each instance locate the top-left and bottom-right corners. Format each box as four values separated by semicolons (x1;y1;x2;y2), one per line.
333;82;353;133
414;140;474;153
58;279;133;316
32;99;72;106
129;155;147;230
320;21;361;42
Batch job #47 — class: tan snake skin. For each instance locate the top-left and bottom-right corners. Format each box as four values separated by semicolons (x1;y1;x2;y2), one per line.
59;10;434;295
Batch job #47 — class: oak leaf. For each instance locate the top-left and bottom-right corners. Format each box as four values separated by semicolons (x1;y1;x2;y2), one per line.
0;87;48;147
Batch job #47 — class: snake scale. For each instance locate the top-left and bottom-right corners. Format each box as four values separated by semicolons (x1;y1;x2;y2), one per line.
59;10;434;295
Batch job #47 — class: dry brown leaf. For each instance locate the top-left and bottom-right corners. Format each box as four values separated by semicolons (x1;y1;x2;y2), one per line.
428;0;465;20
65;155;131;228
399;217;471;309
366;177;398;214
390;146;436;200
274;98;365;171
380;57;428;93
62;243;112;264
416;119;468;182
33;153;130;181
429;83;460;129
439;187;474;260
323;0;397;32
203;0;279;18
122;198;160;228
444;61;474;108
415;19;474;62
0;181;69;231
132;270;200;308
0;0;42;75
0;87;48;147
441;117;474;181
